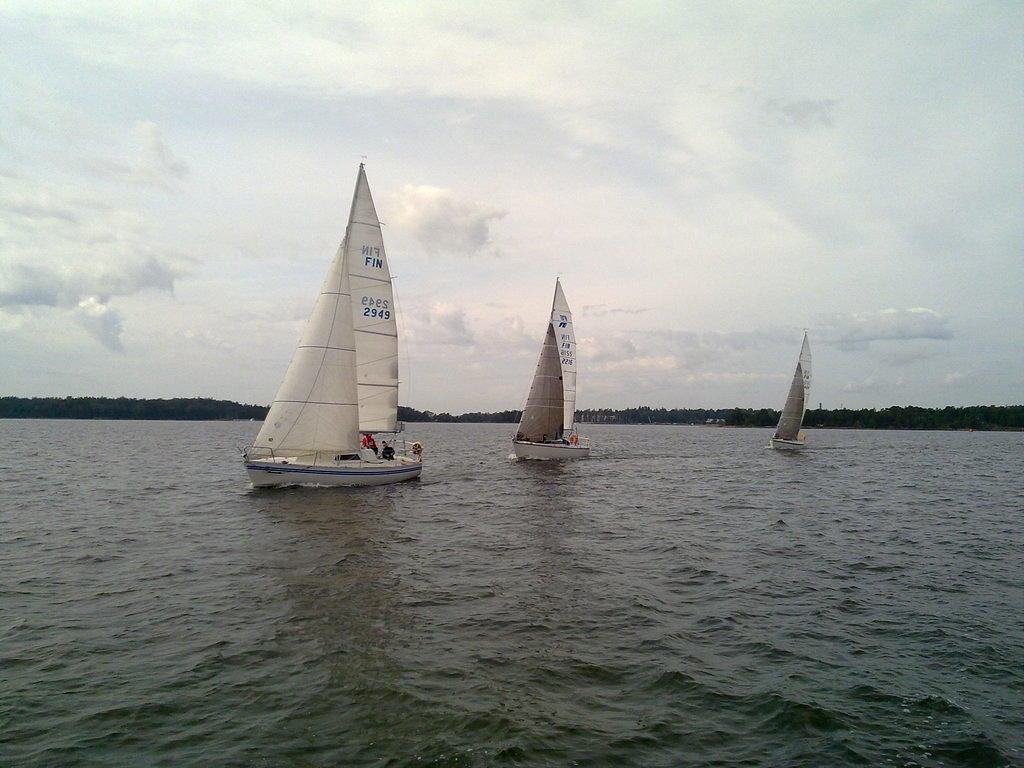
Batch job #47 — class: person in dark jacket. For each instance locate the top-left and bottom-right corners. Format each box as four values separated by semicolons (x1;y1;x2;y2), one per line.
380;441;396;460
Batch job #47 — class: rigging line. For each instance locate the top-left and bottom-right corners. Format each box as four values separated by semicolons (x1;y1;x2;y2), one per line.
356;353;398;368
357;315;396;330
351;274;390;285
358;389;394;403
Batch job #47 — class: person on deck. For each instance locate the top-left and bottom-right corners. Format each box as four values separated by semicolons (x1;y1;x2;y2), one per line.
381;442;395;461
361;433;378;456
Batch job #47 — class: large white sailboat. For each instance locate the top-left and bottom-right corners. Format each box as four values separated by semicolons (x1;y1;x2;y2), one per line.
243;164;423;487
512;279;590;460
769;331;812;450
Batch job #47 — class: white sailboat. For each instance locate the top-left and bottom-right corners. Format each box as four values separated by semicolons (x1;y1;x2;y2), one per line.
769;331;812;450
243;164;423;487
512;279;590;460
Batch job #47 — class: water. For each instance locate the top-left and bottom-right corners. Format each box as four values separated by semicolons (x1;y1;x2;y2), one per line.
2;420;1022;767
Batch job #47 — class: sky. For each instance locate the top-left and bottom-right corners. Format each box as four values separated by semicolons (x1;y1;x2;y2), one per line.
1;1;1021;412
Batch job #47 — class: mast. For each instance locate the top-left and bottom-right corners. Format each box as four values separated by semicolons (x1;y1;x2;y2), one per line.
345;164;400;432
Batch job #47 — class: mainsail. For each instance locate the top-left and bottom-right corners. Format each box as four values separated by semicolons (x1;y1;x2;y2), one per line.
551;279;577;434
345;164;399;433
517;323;565;442
773;333;812;441
252;243;360;457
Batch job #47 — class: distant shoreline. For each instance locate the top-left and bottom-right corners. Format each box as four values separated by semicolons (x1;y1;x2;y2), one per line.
1;397;1021;431
1;417;1020;432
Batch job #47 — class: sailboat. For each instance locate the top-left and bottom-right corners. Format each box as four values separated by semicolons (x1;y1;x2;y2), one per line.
243;164;423;487
769;331;812;450
512;279;590;460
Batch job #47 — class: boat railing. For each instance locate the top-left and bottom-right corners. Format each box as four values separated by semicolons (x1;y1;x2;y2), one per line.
245;446;367;465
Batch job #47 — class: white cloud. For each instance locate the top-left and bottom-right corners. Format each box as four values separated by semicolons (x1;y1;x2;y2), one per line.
388;185;506;256
841;375;907;393
0;110;189;351
581;304;651;317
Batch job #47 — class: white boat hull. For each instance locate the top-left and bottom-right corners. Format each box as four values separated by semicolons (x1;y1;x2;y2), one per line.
770;437;806;450
512;440;590;460
245;456;422;487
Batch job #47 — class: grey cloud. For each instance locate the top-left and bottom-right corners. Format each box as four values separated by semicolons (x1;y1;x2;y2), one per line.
389;185;506;256
878;347;940;367
651;327;796;353
424;302;475;345
84;121;189;186
74;296;124;351
0;187;111;226
0;256;179;309
183;328;235;352
819;308;952;350
0;194;80;223
131;121;188;181
764;98;837;128
583;327;795;372
0;254;180;350
586;335;638;363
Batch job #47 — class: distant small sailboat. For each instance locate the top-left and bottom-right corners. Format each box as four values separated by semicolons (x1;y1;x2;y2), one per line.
242;164;423;487
512;279;590;460
770;331;811;450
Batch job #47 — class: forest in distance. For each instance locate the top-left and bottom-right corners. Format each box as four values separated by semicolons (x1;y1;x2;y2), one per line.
1;397;1022;431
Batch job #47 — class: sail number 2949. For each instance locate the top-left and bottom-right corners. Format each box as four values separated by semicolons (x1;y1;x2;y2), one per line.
361;296;391;320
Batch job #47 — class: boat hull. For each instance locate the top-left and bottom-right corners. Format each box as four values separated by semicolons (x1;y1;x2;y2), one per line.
769;437;806;450
245;457;422;487
512;440;590;460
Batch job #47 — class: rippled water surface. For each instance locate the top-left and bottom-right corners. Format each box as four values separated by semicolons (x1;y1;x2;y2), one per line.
2;420;1022;767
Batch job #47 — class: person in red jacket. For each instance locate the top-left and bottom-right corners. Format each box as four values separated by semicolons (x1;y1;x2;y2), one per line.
361;433;378;456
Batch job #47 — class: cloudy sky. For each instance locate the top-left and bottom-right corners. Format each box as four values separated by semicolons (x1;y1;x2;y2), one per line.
1;1;1021;412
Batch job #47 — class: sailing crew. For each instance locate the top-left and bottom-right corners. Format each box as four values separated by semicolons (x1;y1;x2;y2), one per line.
380;441;395;461
361;433;378;456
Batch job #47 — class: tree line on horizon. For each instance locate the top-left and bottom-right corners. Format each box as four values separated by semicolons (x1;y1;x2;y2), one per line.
2;397;1021;430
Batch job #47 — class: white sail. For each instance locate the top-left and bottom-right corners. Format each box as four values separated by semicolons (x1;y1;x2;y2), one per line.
551;279;577;435
345;164;399;433
252;243;360;457
773;333;812;441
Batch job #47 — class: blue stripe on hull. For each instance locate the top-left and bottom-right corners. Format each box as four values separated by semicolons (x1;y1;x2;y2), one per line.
245;464;421;477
